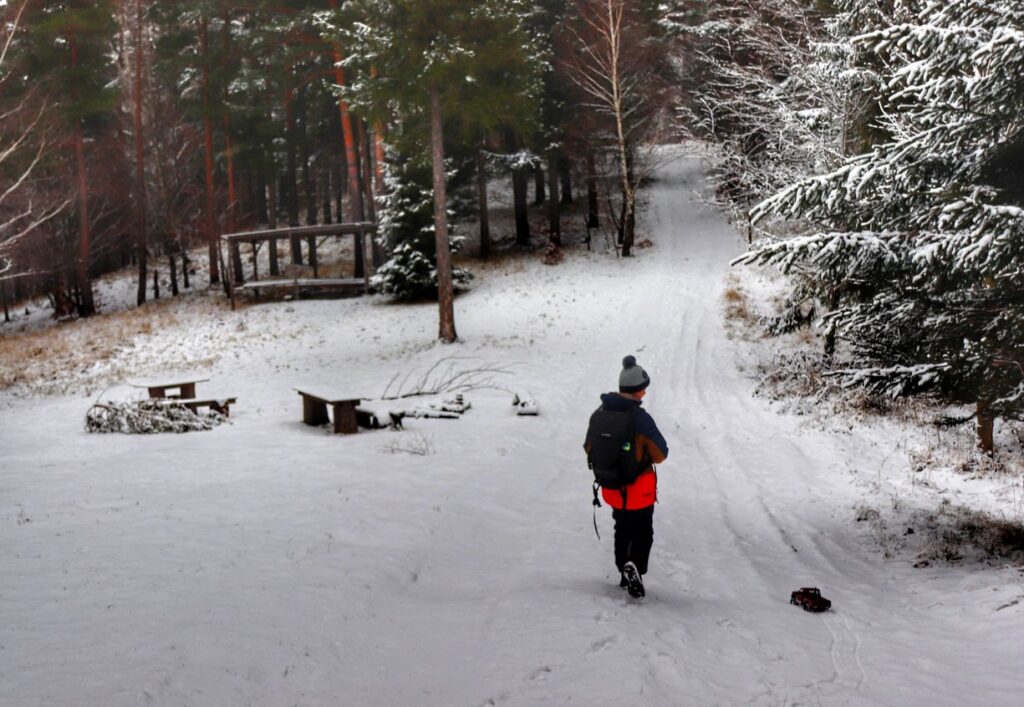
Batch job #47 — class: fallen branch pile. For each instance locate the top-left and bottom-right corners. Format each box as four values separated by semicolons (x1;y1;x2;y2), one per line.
85;400;227;434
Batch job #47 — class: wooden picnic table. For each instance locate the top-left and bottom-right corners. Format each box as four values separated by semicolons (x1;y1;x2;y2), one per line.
295;389;363;434
131;378;210;400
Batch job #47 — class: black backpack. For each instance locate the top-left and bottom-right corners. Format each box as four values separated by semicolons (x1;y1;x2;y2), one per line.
585;405;645;491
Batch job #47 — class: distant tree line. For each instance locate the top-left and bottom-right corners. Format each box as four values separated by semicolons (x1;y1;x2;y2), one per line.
0;0;679;339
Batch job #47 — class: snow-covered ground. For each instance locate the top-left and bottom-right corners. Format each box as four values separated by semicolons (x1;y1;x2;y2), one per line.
2;150;1023;706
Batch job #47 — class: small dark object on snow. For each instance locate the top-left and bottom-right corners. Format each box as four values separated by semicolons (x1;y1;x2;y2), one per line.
790;587;831;612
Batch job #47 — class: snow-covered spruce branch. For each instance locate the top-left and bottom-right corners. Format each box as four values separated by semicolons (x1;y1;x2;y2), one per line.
380;357;514;400
731;231;904;277
823;363;950;399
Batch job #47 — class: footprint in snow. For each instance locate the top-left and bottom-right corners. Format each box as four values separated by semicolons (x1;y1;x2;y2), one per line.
528;666;552;681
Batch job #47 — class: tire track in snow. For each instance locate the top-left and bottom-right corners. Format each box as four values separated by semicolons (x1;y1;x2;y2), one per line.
824;612;867;695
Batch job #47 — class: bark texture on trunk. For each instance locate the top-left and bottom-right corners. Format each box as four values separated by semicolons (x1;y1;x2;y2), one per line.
513;164;530;246
587;152;599;228
559;155;573;204
430;87;457;344
547;150;560;247
200;17;220;285
476;147;491;259
327;6;365;276
71;33;96;316
169;252;179;296
134;0;147;306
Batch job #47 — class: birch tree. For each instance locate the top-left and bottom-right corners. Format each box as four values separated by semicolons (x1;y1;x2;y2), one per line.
563;0;672;256
0;1;67;278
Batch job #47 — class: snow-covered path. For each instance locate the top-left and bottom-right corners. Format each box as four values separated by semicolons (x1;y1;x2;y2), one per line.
2;151;1023;706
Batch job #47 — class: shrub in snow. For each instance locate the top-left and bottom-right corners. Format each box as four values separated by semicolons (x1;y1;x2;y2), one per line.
371;159;472;301
86;400;227;434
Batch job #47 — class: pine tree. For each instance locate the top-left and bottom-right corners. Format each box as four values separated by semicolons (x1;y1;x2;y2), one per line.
739;0;1024;453
370;159;472;301
25;1;119;316
331;0;541;342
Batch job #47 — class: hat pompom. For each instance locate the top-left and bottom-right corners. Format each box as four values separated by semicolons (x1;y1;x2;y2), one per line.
622;355;637;369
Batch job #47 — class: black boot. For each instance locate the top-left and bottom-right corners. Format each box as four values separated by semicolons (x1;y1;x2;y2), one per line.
623;561;645;598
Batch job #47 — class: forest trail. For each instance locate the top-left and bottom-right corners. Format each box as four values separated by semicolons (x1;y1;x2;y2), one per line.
3;150;1023;707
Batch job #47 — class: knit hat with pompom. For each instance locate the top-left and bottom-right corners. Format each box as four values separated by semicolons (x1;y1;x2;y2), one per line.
618;355;650;393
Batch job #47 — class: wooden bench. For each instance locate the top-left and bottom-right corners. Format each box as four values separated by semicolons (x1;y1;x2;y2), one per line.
295;389;363;434
236;277;365;300
155;397;237;418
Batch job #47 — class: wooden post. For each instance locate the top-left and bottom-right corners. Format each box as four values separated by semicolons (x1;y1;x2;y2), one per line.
302;395;329;426
230;240;245;285
269;237;280;276
251;242;259;281
332;401;359;434
308;236;318;278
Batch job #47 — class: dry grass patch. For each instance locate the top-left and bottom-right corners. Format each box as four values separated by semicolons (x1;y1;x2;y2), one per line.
722;273;757;328
0;294;220;394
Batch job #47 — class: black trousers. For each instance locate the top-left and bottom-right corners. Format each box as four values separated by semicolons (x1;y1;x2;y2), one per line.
612;505;654;575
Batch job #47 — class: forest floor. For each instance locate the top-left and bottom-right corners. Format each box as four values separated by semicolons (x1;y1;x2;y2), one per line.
2;147;1023;706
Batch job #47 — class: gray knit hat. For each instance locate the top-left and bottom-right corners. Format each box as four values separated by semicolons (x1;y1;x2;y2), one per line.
619;355;650;393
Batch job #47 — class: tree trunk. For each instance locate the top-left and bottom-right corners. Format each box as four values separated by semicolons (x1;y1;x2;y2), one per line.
2;280;9;323
560;155;573;204
513;163;530;246
373;126;386;199
322;172;332;224
182;249;190;288
256;166;268;224
133;0;147;307
587;152;599;228
286;107;300;228
533;164;545;205
359;119;383;267
268;171;279;228
169;251;179;296
221;15;237;236
977;398;995;455
268;171;280;276
286;96;303;264
298;85;317;226
430;87;457;344
623;195;636;256
370;65;387;201
71;33;96;317
476;146;491;259
328;4;365;275
616;186;637;257
547;150;560;247
152;269;159;300
200;17;220;285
